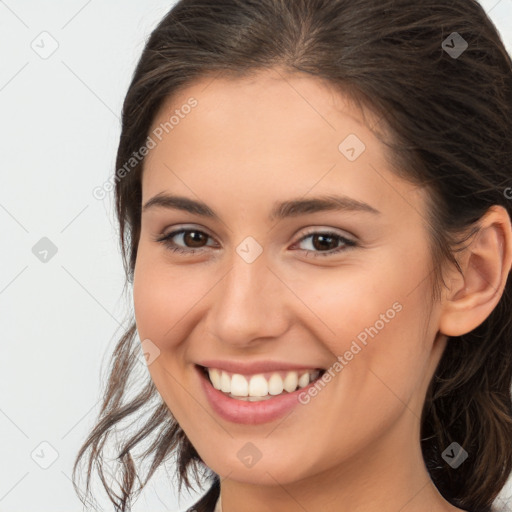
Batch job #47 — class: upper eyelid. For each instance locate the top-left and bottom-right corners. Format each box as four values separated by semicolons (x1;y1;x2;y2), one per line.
297;228;355;240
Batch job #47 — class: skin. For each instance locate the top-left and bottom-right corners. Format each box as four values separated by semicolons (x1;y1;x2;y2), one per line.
132;67;512;512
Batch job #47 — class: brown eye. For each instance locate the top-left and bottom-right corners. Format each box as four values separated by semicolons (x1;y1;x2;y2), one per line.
295;231;357;258
311;234;340;251
156;228;216;254
182;230;208;248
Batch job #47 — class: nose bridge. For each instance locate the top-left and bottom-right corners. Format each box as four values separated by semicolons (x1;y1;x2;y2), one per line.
207;244;288;345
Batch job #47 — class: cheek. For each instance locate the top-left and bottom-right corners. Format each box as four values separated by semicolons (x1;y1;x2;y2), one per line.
132;248;205;415
278;261;433;467
290;252;432;395
132;245;204;345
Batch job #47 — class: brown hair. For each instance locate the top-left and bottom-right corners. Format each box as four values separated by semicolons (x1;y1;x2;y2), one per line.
73;1;512;511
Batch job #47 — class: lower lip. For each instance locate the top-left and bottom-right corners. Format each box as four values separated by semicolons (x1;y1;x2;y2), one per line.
196;365;322;425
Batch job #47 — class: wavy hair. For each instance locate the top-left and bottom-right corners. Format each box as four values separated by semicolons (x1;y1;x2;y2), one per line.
73;1;512;511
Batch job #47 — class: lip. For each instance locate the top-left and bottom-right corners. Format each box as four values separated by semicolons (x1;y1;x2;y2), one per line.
196;359;324;376
195;364;324;425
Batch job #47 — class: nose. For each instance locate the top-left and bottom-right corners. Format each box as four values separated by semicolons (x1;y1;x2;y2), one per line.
205;248;291;349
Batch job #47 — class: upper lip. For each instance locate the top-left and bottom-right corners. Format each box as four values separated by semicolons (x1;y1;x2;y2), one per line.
196;359;325;375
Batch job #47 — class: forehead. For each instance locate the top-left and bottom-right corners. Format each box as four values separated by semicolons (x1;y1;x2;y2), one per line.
145;70;383;171
148;68;381;144
140;68;425;224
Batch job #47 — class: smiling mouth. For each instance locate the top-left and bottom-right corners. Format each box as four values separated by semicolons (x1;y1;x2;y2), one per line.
198;365;326;401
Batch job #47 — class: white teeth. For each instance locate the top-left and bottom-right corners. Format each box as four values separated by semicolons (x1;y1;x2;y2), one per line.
231;374;249;396
283;371;298;392
268;373;284;395
206;368;321;399
298;372;310;388
248;374;268;396
220;371;231;393
209;368;222;390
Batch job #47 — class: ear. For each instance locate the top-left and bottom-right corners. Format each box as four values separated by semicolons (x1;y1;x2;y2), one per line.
439;205;512;337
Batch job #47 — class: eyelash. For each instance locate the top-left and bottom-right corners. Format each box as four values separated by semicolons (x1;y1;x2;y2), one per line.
155;228;357;258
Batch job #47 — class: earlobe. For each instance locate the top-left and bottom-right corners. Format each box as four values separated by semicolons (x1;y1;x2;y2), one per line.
439;205;512;337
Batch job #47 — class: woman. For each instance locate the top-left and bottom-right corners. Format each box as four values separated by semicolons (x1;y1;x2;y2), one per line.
73;1;512;511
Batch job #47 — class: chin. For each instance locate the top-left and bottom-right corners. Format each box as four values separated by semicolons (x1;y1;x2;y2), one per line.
199;445;316;487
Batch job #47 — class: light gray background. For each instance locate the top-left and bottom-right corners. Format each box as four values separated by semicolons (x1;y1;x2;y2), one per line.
1;1;511;511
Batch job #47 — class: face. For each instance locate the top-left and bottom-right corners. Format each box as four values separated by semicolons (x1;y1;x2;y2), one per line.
133;68;447;485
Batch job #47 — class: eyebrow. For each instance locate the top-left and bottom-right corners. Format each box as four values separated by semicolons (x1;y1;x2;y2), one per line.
142;193;380;220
